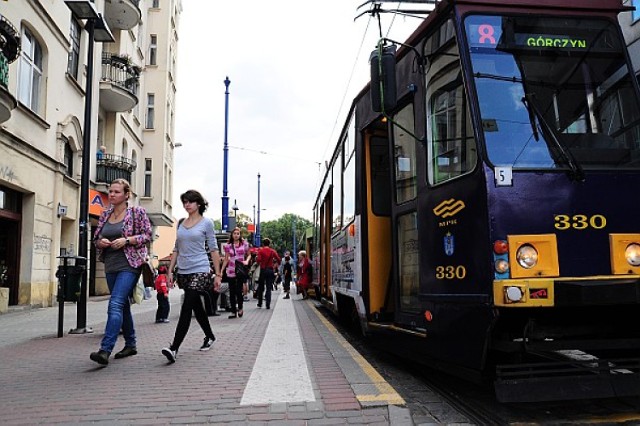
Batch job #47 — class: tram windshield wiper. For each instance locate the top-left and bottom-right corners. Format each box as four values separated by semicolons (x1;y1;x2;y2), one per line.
521;93;585;181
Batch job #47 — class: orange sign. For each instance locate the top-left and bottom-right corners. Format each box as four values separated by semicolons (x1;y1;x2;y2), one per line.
247;223;255;232
89;189;109;216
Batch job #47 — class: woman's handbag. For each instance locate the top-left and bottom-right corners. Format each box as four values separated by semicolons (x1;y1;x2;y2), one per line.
131;279;145;304
141;261;155;287
235;260;249;281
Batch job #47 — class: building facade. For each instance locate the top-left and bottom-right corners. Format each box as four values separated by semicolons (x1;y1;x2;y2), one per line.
0;0;181;311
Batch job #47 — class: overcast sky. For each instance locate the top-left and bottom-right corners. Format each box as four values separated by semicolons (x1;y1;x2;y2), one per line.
173;1;430;224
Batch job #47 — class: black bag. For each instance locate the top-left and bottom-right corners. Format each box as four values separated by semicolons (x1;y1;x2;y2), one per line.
235;260;249;281
141;261;155;287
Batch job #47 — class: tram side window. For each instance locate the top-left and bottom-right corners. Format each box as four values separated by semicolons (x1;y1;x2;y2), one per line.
427;78;477;185
425;27;477;186
393;103;417;204
332;151;342;233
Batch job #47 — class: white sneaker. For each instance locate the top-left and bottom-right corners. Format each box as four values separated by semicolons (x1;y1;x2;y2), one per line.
162;347;177;363
199;337;215;351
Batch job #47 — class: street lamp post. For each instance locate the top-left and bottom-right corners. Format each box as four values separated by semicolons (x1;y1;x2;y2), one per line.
231;199;238;229
222;77;230;232
64;0;114;334
256;173;261;247
252;204;256;246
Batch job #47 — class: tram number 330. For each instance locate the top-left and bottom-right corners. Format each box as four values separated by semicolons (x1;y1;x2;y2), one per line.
435;265;467;280
554;214;606;230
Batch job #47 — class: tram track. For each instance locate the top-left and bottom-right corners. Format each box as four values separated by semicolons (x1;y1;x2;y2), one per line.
314;303;640;424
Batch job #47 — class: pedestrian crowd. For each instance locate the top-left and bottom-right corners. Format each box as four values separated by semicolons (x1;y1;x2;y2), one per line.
89;180;313;367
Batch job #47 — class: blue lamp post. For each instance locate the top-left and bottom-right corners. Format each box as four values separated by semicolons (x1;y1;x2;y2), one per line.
256;173;261;246
65;0;114;334
221;76;230;232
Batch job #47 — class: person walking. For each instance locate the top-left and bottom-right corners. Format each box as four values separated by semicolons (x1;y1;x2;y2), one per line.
90;178;153;366
155;265;170;323
280;251;294;299
162;190;222;364
297;250;313;300
256;238;280;309
221;227;249;318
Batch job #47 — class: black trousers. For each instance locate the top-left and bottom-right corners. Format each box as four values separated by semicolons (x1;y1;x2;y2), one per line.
170;289;214;350
257;267;275;308
228;276;244;313
155;292;170;321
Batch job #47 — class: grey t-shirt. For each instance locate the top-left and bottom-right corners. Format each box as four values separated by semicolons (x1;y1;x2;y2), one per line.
101;220;138;274
174;218;218;274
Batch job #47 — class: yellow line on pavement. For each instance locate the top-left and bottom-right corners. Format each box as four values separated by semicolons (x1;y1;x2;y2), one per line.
309;304;406;406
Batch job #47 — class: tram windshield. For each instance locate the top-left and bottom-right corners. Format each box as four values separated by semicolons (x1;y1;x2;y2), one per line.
465;15;640;170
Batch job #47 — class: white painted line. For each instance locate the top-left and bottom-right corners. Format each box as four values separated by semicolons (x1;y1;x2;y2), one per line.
240;298;316;405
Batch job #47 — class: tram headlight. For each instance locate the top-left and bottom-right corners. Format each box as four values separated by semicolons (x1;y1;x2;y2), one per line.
625;243;640;267
495;259;509;274
505;286;524;302
516;244;538;269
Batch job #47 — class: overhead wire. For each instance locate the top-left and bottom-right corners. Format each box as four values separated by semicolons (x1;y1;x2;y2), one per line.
320;11;374;164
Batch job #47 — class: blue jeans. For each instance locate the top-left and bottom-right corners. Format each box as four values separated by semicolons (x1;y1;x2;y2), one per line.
101;271;138;353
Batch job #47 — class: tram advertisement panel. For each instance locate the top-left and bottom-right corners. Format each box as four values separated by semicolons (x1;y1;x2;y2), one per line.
331;221;359;293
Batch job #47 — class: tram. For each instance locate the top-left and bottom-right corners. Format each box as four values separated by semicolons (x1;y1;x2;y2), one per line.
311;0;640;402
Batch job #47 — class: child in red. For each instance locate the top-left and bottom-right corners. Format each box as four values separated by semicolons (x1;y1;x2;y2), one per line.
155;265;170;323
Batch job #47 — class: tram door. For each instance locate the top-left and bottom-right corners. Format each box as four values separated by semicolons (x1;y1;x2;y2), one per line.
388;104;422;327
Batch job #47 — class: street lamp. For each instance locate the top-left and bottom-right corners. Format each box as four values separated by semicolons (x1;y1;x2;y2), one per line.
256;173;261;247
231;199;238;229
222;77;230;232
65;0;114;334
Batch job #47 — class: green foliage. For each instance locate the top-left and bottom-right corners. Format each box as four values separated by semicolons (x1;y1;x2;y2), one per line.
259;213;312;254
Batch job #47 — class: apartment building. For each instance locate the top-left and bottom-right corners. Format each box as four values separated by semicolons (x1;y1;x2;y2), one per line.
0;0;181;311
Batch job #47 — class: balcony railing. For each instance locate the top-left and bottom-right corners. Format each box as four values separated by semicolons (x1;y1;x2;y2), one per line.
101;53;140;95
96;154;136;184
0;14;21;88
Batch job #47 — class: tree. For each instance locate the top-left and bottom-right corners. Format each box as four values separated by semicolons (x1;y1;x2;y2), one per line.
259;213;312;254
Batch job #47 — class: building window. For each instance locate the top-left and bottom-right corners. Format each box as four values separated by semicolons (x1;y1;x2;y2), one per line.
18;27;43;113
144;159;152;197
148;34;157;65
145;93;155;129
63;138;74;178
67;19;81;79
153;0;160;7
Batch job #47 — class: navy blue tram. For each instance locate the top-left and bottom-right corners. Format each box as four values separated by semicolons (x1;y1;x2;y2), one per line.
311;0;640;402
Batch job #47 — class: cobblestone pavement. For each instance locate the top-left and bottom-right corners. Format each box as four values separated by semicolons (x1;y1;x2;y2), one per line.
0;288;428;425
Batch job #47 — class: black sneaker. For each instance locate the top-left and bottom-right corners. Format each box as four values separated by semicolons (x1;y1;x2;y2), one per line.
161;347;177;363
90;350;110;365
200;337;215;351
114;346;137;359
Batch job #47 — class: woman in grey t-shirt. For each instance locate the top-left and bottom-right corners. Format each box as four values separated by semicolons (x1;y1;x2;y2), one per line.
162;190;222;363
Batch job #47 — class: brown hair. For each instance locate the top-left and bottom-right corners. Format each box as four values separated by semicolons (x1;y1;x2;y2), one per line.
111;178;131;197
231;227;244;244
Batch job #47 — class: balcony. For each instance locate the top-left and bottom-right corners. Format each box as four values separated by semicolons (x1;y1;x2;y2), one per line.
104;0;141;31
96;153;136;184
99;53;140;112
0;15;20;123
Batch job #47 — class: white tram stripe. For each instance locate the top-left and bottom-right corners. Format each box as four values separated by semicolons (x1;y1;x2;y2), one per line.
240;296;316;405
